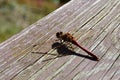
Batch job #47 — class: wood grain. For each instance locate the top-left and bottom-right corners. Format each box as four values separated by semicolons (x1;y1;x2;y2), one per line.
0;0;120;80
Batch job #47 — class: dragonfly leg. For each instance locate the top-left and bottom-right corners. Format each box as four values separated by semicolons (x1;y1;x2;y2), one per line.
63;41;74;50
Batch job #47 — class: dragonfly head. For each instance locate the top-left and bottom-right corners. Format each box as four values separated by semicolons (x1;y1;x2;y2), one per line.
56;31;63;38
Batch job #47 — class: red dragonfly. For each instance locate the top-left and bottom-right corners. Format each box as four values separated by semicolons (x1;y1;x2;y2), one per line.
56;32;99;61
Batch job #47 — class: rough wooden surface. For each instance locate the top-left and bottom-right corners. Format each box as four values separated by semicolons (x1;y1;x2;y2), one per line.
0;0;120;80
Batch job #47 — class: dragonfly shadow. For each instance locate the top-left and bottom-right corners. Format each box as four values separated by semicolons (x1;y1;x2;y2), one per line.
52;42;98;61
31;42;98;62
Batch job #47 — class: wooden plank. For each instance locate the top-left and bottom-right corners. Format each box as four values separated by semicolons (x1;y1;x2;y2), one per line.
28;0;120;79
72;17;120;80
4;0;102;79
0;0;99;80
24;0;116;79
47;0;120;80
78;22;120;80
0;0;120;80
62;1;120;80
101;50;120;80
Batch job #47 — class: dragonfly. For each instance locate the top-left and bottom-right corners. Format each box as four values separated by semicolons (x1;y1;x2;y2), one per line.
56;31;99;61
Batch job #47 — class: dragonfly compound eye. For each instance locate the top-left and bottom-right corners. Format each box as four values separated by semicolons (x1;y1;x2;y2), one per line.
56;32;63;38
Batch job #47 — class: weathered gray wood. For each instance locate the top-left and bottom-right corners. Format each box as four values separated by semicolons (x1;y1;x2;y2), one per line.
0;0;120;80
